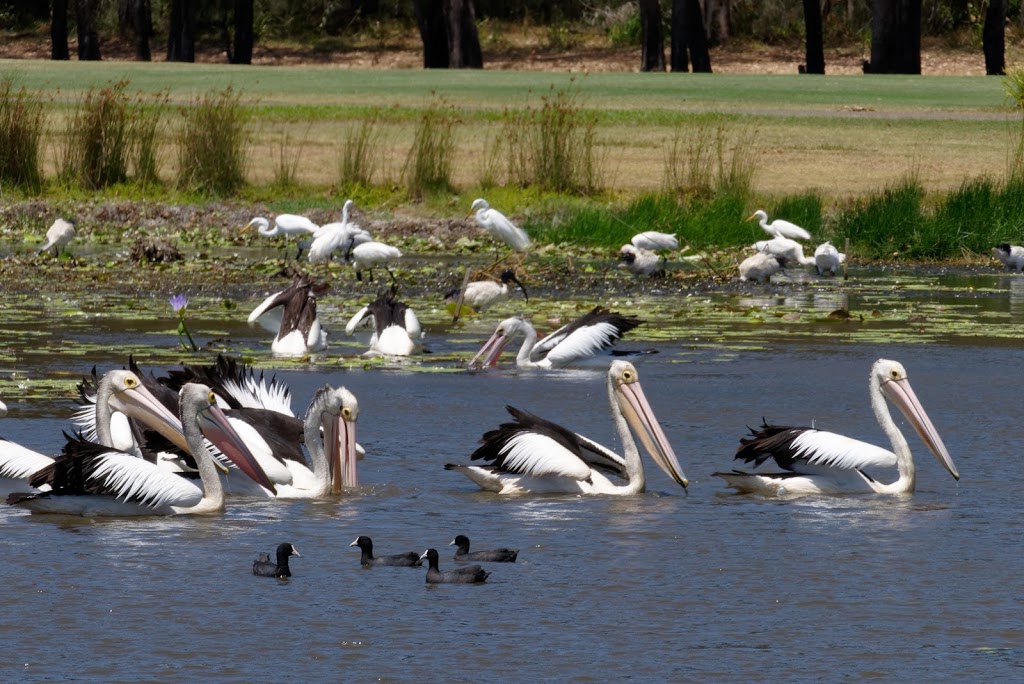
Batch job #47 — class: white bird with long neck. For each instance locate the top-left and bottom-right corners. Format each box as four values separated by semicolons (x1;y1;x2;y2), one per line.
308;200;372;264
752;235;816;267
469;198;531;253
39;218;76;256
748;209;812;241
630;231;678;252
469;307;650;370
813;241;846;276
445;361;687;495
9;383;276;516
244;214;319;259
715;359;959;497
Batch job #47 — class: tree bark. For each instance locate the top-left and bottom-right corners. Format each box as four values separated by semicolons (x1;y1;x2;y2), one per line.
75;0;101;60
232;0;255;65
51;0;70;60
983;0;1006;76
802;0;825;74
445;0;483;68
866;0;921;74
414;0;449;68
670;0;711;73
167;0;196;62
119;0;153;61
639;0;666;72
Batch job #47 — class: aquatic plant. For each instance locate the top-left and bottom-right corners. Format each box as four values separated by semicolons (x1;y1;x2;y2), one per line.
170;294;198;351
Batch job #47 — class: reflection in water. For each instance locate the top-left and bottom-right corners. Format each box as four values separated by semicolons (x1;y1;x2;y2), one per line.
1008;277;1024;320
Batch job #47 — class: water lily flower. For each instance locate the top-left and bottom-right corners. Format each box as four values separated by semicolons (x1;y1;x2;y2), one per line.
169;294;198;351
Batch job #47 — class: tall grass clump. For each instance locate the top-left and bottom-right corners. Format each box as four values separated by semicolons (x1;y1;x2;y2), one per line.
177;86;249;195
61;81;135;189
664;121;758;200
340;110;383;189
931;176;1024;255
132;90;169;187
404;98;457;197
272;126;309;189
498;84;602;194
0;74;45;193
833;175;924;258
1002;68;1024;178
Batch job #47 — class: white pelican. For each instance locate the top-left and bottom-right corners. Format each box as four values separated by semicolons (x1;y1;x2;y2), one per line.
38;218;76;256
9;383;276;516
468;307;652;370
748;209;812;241
715;359;959;497
308;200;372;264
738;252;783;283
619;244;665;276
445;361;687;494
248;276;327;356
445;269;528;312
245;214;319;259
752;235;816;267
814;241;846;276
631;231;678;251
346;241;402;283
3;370;185;496
992;243;1024;271
469;198;530;253
345;292;421;357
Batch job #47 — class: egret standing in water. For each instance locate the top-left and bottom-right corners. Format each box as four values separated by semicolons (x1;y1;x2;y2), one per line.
244;214;319;259
39;218;76;257
748;209;812;241
469;199;531;262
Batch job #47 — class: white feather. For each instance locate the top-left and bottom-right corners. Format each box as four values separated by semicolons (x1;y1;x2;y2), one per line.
789;430;898;471
499;433;592;480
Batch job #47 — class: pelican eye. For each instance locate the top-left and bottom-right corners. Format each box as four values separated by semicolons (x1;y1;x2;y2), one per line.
342;407;352;419
622;370;635;382
124;376;137;388
208;391;217;404
890;369;900;380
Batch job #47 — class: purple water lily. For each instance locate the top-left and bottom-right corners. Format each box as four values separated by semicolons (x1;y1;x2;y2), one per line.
169;294;188;316
169;294;197;351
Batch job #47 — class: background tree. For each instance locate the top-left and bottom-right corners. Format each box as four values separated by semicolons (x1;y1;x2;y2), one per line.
983;0;1007;76
119;0;153;61
671;0;712;73
231;0;255;64
640;0;666;72
446;0;483;68
415;0;449;68
75;0;101;60
51;0;70;60
802;0;825;74
167;0;197;62
865;0;921;74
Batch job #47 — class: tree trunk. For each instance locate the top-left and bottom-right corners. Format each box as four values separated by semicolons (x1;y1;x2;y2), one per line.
671;0;711;73
119;0;152;61
866;0;921;74
802;0;825;74
414;0;449;68
167;0;196;62
51;0;70;60
639;0;666;72
445;0;483;68
983;0;1006;76
75;0;101;60
232;0;255;65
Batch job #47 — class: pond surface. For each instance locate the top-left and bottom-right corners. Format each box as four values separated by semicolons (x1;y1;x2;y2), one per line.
0;268;1021;681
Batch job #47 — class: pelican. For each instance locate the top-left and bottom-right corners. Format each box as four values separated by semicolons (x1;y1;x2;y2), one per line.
714;359;959;497
469;198;530;253
308;200;372;264
445;361;687;495
247;276;327;356
8;384;276;516
345;292;421;357
346;241;402;283
748;209;812;241
3;370;185;496
631;231;678;251
38;218;76;256
619;244;665;276
739;252;783;283
993;243;1024;271
244;214;319;259
445;269;528;312
419;548;490;584
468;307;652;370
814;241;846;276
752;235;816;267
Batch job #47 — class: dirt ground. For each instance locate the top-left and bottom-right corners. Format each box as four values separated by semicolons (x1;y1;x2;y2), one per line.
0;28;1005;77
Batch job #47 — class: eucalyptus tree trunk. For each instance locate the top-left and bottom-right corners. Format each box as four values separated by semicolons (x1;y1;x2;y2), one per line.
167;0;196;62
445;0;483;68
983;0;1006;76
75;0;101;60
639;0;666;72
232;0;255;64
414;0;449;68
670;0;711;73
119;0;152;61
802;0;825;74
866;0;921;74
51;0;70;60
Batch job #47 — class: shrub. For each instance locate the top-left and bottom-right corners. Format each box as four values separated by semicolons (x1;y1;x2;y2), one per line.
176;86;250;196
404;97;457;197
340;110;384;189
60;81;134;189
0;74;45;192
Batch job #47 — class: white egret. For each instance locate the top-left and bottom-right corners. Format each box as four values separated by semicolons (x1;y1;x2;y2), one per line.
631;231;678;251
244;214;319;259
39;218;76;256
308;200;372;264
814;241;846;276
748;209;812;241
469;198;531;253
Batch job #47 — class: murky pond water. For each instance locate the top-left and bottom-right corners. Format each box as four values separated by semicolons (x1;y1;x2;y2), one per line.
0;268;1021;681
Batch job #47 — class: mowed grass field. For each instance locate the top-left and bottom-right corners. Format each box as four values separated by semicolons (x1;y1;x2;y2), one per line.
3;58;1017;199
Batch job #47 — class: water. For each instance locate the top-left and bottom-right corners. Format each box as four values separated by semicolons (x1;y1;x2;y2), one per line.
0;272;1022;681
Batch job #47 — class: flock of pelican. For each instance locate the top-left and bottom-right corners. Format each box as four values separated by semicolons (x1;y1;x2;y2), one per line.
3;199;970;523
